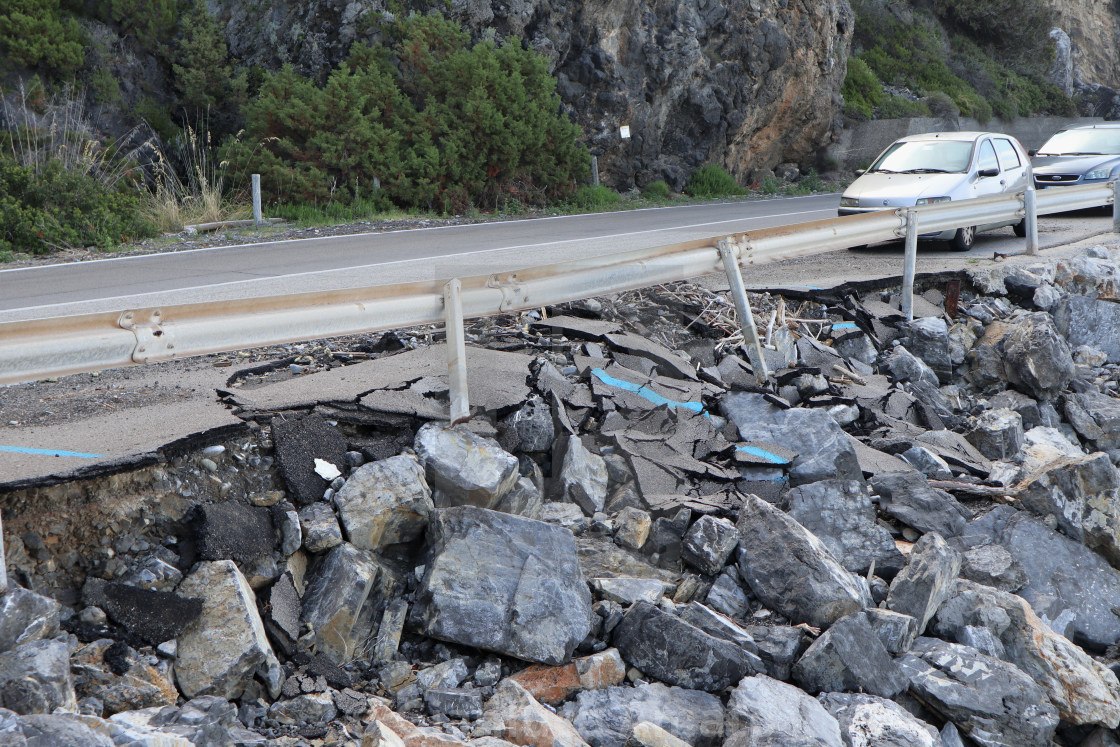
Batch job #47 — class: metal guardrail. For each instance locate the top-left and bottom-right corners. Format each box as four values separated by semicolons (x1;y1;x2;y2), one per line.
0;182;1116;390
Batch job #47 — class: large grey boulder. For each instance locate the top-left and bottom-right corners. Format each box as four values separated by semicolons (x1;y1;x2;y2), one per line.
415;506;592;665
705;570;749;619
0;587;60;655
960;544;1026;592
886;532;961;635
1017;452;1120;564
1000;311;1075;400
900;638;1059;747
567;682;725;747
869;472;972;537
558;436;609;516
817;693;940;747
0;712;116;746
932;579;1120;727
791;611;908;698
901;317;952;383
414;423;519;508
742;625;806;682
1065;392;1120;451
720;393;862;486
334;454;434;552
175;560;282;700
0;639;76;715
298;502;343;553
1054;294;1120;363
611;601;759;692
785;479;905;576
300;542;394;665
736;493;871;629
884;346;940;388
952;506;1120;650
725;675;842;747
480;679;589;747
966;408;1024;461
681;516;739;576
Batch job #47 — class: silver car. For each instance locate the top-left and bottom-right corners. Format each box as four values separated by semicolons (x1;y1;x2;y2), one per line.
838;131;1031;251
1032;123;1120;189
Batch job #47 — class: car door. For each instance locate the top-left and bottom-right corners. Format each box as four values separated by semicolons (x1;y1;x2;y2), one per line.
972;138;1007;230
994;137;1028;193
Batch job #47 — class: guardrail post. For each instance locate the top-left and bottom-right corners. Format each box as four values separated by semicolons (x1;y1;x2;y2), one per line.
444;278;470;425
1024;186;1039;256
591;156;600;188
717;239;769;384
902;210;918;322
1114;181;1120;234
0;509;7;595
252;174;262;227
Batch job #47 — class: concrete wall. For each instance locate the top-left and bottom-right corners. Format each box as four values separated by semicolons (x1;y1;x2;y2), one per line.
826;115;1106;170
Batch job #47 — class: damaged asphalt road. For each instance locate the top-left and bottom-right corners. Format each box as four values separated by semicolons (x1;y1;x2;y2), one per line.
5;234;1120;744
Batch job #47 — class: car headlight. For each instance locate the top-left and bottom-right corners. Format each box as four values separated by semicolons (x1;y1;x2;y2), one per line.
1086;168;1112;181
839;197;859;208
915;196;950;205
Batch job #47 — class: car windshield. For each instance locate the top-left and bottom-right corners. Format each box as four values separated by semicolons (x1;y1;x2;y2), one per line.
869;140;973;174
1037;128;1120;156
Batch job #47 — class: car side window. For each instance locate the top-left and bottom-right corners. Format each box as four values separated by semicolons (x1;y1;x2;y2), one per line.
978;140;999;173
994;139;1022;170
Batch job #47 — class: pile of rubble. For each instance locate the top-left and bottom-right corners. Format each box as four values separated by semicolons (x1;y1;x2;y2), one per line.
7;243;1120;746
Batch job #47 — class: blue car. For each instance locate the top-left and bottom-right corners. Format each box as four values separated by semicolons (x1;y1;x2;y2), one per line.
1032;124;1120;189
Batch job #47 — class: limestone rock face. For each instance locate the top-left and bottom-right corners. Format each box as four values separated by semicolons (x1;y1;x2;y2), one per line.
213;0;852;190
414;506;593;665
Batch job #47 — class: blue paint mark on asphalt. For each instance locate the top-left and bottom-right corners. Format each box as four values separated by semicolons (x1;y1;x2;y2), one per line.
0;445;105;458
832;322;859;330
734;444;793;465
591;368;705;413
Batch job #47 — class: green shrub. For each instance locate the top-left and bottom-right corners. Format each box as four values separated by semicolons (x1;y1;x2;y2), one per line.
641;180;671;199
94;0;181;51
0;0;85;76
929;0;1055;55
758;174;781;195
685;164;743;198
569;185;621;210
172;0;246;117
877;95;930;118
841;58;884;119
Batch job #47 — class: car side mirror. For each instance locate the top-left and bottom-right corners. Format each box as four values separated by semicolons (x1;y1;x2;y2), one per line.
855;169;866;176
1028;149;1038;157
978;167;999;178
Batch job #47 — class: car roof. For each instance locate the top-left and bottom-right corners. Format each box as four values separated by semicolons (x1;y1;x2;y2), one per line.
893;131;1010;144
1060;123;1120;131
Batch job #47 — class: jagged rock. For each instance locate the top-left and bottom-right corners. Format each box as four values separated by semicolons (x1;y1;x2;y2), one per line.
1053;254;1120;300
0;587;60;655
785;479;905;576
1065;392;1120;450
704;570;749;619
0;711;117;746
792;611;908;698
1017;452;1120;564
741;625;805;682
477;680;588;747
834;330;878;366
424;688;483;719
1054;294;1120;363
611;601;759;691
870;472;972;537
735;493;871;629
931;579;1120;727
300;542;393;665
494;477;544;520
902;318;952;383
334;454;434;552
967;409;1024;461
952;506;1120;650
680;516;739;575
1001;311;1075;400
415;506;592;665
625;722;690;747
818;692;940;747
591;577;667;605
558;436;609;516
175;560;282;700
720;393;862;486
864;608;919;655
71;639;177;716
901;445;953;479
194;502;276;563
886;532;961;635
416;658;469;691
270;691;338;725
277;508;302;556
677;603;761;657
614;507;652;551
508;648;626;705
0;639;76;715
500;397;555;453
643;509;690;570
899;638;1059;747
272;412;348;505
414;423;519;509
567;682;724;747
110;695;262;746
884;346;940;388
725;675;842;747
960;544;1027;592
371;599;408;664
298;502;344;553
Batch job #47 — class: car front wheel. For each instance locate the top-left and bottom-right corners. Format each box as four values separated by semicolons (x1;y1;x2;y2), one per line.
1013;218;1027;238
950;226;975;252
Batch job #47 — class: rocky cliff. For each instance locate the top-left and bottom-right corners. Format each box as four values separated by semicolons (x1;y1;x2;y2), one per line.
1043;0;1120;90
214;0;853;190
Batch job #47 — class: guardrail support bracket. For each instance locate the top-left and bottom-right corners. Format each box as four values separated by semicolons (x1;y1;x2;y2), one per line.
118;310;175;363
718;239;769;384
444;279;471;426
